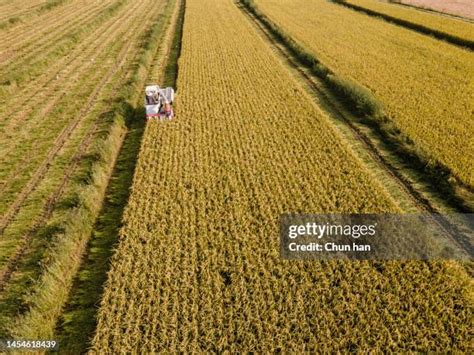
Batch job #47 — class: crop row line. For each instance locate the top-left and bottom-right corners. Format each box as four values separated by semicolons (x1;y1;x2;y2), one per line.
0;1;113;65
0;0;47;23
0;1;140;122
9;0;177;341
0;0;151;235
0;0;159;294
0;0;77;48
0;0;148;203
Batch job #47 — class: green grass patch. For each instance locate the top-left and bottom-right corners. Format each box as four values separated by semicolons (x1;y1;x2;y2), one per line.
0;16;22;30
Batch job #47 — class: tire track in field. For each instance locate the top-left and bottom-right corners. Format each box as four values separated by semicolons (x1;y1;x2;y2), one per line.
0;0;156;237
239;3;473;257
0;0;148;194
0;1;114;66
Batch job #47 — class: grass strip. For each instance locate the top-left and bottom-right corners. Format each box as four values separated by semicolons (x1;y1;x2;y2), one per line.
0;16;21;30
0;1;69;31
38;0;68;13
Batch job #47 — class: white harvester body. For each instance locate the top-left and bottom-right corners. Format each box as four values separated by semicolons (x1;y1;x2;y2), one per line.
144;84;175;119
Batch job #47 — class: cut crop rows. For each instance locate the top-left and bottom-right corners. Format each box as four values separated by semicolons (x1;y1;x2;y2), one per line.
0;1;113;66
0;0;170;338
0;0;46;22
91;0;472;352
0;0;147;239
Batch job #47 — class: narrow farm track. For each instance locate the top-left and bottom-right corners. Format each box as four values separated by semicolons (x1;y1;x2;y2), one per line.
239;3;473;257
0;0;166;290
0;0;156;231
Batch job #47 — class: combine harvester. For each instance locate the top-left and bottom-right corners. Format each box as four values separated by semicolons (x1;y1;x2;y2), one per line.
144;84;175;120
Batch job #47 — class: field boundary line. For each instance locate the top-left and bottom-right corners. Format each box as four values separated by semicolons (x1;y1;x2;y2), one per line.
237;0;473;257
331;0;473;50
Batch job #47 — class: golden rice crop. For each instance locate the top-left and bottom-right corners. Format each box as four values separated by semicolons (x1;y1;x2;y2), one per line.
91;0;472;352
255;0;474;188
346;0;474;43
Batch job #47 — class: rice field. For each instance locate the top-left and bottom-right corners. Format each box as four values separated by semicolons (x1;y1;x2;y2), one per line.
90;0;472;352
345;0;474;43
0;0;472;352
254;0;474;188
0;0;174;342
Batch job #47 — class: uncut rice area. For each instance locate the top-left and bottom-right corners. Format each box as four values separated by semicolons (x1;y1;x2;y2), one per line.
91;0;472;352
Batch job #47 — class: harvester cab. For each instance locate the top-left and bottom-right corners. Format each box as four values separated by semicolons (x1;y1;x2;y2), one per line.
144;84;175;120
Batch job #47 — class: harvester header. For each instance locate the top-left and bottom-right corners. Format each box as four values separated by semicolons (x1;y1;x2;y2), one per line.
144;84;175;119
